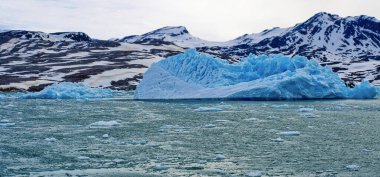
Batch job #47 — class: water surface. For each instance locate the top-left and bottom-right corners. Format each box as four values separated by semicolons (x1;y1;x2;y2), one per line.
1;96;379;176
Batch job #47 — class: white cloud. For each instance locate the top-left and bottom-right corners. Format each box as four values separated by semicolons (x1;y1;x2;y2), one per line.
0;0;379;41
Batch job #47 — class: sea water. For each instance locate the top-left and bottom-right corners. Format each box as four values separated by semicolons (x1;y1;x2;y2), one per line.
1;95;379;176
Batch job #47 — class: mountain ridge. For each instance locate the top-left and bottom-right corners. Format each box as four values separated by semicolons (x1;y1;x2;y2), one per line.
0;12;379;91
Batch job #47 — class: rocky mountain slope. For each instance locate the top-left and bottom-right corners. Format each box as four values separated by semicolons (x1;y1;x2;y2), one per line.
0;12;379;91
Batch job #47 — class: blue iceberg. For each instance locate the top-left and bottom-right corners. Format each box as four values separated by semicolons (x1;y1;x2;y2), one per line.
135;49;377;100
22;82;117;99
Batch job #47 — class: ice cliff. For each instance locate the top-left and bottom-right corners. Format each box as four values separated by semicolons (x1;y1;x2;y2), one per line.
134;49;377;100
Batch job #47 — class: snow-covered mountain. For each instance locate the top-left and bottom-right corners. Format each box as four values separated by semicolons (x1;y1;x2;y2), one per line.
0;30;184;91
116;26;225;48
199;12;380;86
0;12;379;91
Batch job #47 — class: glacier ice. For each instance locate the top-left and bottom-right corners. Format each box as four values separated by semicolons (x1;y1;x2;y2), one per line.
135;49;378;100
21;82;117;99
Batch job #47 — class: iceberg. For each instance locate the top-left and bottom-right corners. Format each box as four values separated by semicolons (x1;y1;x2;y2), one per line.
21;82;117;99
135;49;378;100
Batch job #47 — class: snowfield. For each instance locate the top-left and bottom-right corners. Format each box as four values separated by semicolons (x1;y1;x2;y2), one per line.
135;49;378;100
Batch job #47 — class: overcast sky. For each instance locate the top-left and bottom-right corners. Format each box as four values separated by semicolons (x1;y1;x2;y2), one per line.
0;0;379;41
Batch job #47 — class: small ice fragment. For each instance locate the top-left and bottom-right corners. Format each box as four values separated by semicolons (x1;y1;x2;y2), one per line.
216;154;225;160
102;134;109;138
345;164;360;171
194;107;222;112
130;140;147;145
271;137;284;142
271;104;289;108
113;158;124;163
298;108;316;112
245;170;262;177
45;137;57;142
197;160;207;164
153;164;170;171
204;124;216;128
0;119;10;123
0;122;15;127
277;131;300;136
244;118;258;121
214;120;230;123
77;156;90;160
87;136;96;139
300;113;320;118
89;120;120;128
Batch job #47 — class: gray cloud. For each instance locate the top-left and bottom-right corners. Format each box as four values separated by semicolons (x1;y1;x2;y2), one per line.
0;0;379;41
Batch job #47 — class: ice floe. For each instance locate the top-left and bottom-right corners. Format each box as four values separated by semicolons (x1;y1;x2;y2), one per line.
271;137;285;142
102;134;110;138
194;107;223;112
215;154;226;160
89;120;121;128
21;82;119;99
45;137;57;142
345;164;360;171
277;131;301;136
153;164;170;171
298;108;316;112
245;171;263;177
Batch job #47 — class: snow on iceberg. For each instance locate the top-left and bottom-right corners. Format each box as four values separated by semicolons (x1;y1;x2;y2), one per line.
135;49;378;100
21;82;116;99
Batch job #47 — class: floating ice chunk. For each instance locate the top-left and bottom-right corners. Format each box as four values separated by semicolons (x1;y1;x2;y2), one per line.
0;119;15;127
214;119;230;123
45;137;57;142
194;107;223;112
271;137;284;142
0;122;15;127
21;82;119;99
160;124;183;129
197;160;207;164
204;124;216;128
298;108;316;112
102;134;109;138
87;136;96;139
113;158;124;163
135;49;378;100
271;104;289;108
216;154;226;160
129;140;148;145
345;164;360;171
244;118;258;121
77;156;90;160
300;113;320;118
153;164;170;171
0;119;10;123
89;120;121;128
277;131;301;136
245;171;262;177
